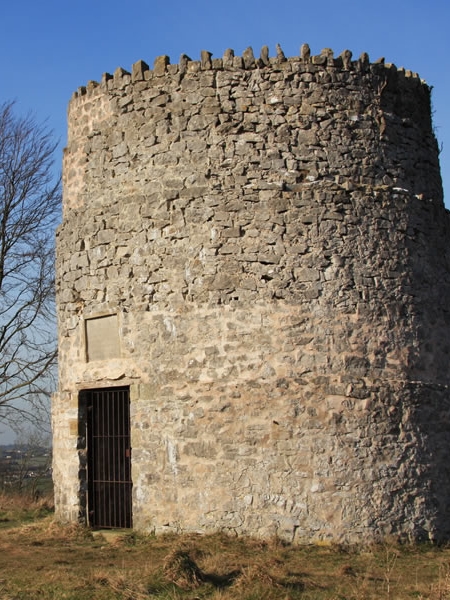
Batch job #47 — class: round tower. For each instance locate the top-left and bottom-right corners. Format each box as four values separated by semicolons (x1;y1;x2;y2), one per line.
53;45;450;542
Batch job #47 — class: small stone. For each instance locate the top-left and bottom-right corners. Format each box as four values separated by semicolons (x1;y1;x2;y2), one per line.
341;49;352;70
242;46;255;69
260;45;270;66
132;60;149;82
300;43;311;62
223;48;235;69
153;55;170;76
201;50;212;70
276;43;286;63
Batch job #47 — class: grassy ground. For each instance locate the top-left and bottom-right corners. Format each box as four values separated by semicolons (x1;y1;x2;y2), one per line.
1;493;450;599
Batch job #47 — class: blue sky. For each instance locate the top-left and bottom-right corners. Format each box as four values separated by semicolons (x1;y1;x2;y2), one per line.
0;0;448;442
1;0;448;203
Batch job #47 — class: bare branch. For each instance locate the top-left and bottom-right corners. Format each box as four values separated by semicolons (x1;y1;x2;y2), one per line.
0;101;61;432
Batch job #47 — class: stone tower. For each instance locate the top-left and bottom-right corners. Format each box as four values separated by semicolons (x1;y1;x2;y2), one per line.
53;44;450;543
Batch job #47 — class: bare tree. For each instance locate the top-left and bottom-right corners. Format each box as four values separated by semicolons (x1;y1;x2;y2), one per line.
0;101;61;433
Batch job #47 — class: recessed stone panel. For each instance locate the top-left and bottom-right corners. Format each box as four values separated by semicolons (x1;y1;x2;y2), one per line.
85;314;120;361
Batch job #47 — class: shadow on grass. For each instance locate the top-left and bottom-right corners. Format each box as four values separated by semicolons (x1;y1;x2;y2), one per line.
202;569;241;588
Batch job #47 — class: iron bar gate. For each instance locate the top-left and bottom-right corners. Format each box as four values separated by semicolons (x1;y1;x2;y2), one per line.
84;387;132;529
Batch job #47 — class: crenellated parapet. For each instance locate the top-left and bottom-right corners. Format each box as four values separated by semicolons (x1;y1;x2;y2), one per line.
72;44;426;101
63;42;441;215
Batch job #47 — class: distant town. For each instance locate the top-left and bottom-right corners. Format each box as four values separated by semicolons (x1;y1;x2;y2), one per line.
0;444;52;494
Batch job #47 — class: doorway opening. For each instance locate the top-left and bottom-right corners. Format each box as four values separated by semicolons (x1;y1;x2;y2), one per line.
79;386;132;529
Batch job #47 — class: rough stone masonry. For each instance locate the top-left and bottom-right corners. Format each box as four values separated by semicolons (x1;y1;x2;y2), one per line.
52;44;450;543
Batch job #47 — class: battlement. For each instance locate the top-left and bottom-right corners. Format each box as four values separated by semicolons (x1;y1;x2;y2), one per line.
64;41;441;214
71;44;427;101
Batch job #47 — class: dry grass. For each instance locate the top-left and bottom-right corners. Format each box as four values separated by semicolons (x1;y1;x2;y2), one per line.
0;489;53;527
1;496;450;599
426;563;450;600
163;546;205;588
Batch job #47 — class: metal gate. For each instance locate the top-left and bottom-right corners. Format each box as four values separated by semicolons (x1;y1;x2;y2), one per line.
84;387;132;529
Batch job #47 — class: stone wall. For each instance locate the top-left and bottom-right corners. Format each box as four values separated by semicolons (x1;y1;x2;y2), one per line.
52;44;450;542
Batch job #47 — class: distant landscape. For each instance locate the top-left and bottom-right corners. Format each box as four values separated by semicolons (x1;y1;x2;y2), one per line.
0;444;52;497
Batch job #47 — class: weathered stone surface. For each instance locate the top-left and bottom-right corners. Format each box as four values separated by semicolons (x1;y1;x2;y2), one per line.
53;44;450;544
153;55;169;76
